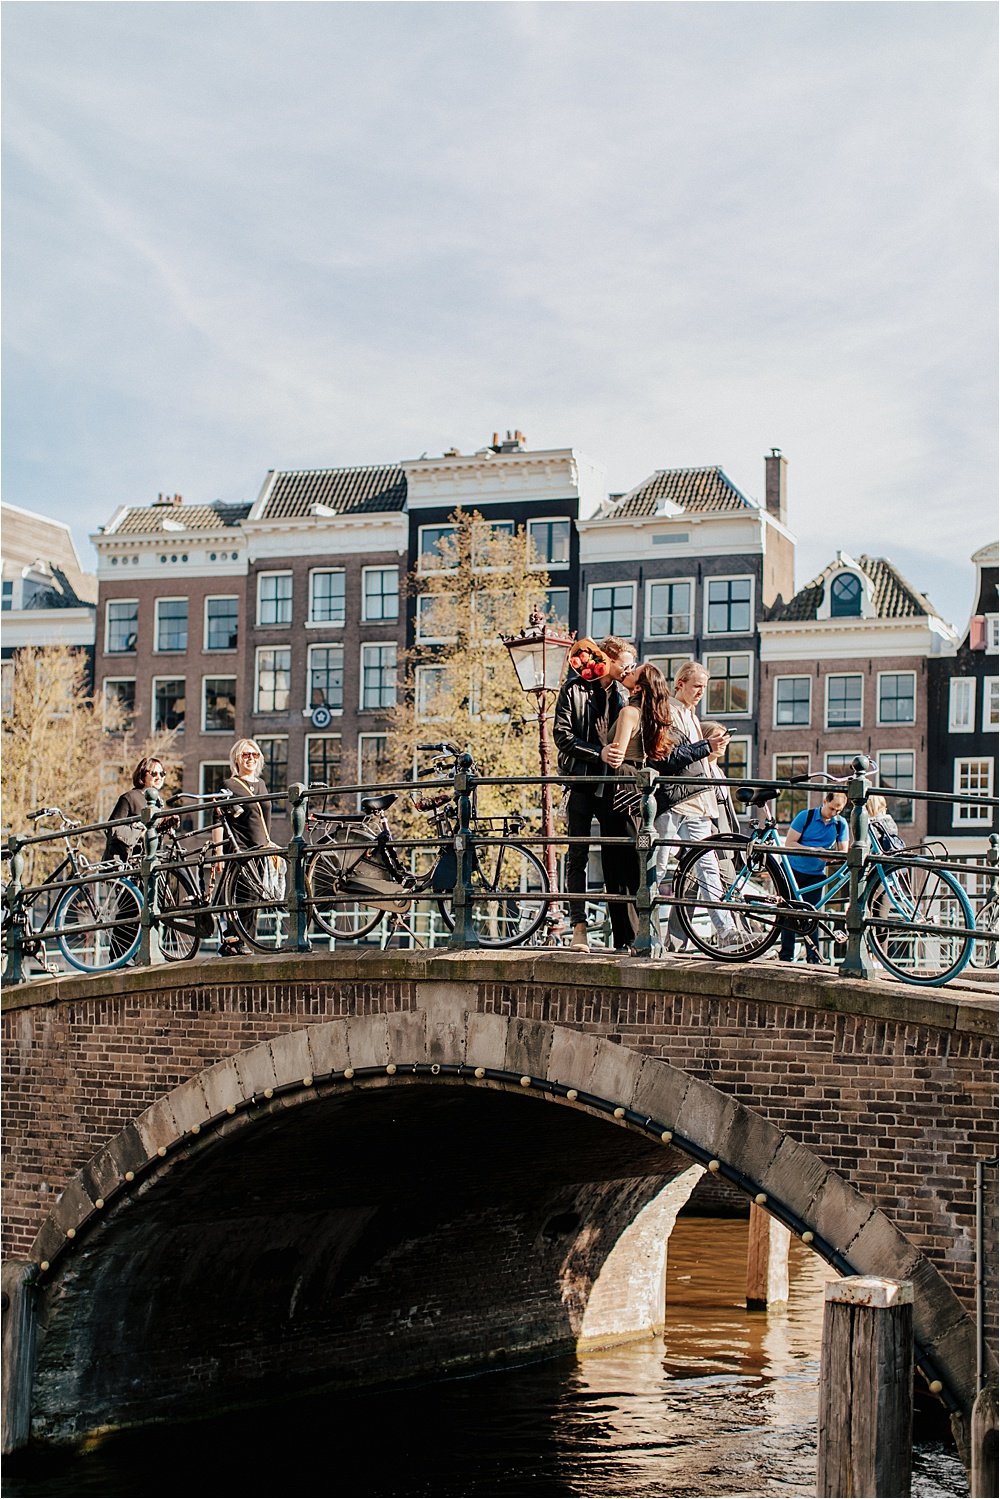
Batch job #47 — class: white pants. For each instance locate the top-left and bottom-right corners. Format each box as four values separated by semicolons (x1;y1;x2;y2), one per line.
654;809;678;881
677;814;736;936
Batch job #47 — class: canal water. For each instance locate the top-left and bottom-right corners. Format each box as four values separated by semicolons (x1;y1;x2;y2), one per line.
4;1217;968;1498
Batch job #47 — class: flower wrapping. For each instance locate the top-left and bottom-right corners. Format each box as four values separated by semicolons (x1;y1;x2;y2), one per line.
568;637;608;681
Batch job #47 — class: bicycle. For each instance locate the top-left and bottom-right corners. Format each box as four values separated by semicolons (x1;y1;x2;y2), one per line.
305;743;551;948
672;773;976;986
1;807;142;975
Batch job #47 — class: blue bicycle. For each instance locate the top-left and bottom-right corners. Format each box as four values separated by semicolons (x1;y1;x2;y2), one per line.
672;779;976;987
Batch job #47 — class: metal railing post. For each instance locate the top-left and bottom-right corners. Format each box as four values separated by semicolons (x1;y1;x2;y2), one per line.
449;752;479;949
3;836;26;986
632;769;657;956
284;782;312;953
139;792;163;967
838;760;871;980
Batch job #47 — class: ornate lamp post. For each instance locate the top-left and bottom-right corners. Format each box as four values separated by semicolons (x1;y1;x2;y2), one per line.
500;608;576;932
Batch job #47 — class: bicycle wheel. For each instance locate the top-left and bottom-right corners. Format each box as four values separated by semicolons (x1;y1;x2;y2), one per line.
305;848;386;941
970;897;999;969
221;854;288;953
156;867;203;962
865;864;974;986
438;843;549;947
674;841;788;961
54;876;142;972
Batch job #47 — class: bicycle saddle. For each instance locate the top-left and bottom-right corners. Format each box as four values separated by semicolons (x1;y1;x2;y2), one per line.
360;793;398;813
738;786;778;807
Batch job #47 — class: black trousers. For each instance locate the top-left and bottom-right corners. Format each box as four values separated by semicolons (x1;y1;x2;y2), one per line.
565;788;640;949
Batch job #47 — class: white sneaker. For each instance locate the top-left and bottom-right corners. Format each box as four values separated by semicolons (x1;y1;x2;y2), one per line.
717;929;746;953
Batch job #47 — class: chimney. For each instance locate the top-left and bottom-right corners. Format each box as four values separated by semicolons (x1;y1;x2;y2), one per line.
765;449;787;525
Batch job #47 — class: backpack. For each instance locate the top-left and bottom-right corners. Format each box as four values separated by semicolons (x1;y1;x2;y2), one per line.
870;817;906;855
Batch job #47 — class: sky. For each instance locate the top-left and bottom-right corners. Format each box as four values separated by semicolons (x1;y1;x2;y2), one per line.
2;0;996;631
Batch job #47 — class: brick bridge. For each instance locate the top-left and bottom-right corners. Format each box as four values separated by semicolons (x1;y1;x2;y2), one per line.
2;951;996;1452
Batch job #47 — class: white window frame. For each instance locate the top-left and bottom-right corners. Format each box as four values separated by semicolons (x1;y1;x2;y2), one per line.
645;576;695;640
471;518;516;571
953;758;994;826
151;675;186;734
104;598;138;655
719;734;752;783
360;643;397;711
256;735;289;794
256;570;293;628
306;642;345;715
526;517;571;571
948;677;976;733
254;645;291;714
704;651;753;719
773;752;812;824
825;673;864;731
307;567;346;628
201;674;237;735
417;524;458;574
415;593;458;644
823;750;858;780
541;586;571;628
875;748;916;826
102;677;137;729
199;761;230;827
703;574;755;637
876;670;916;727
986;614;999;653
203;595;239;653
773;674;812;729
646;655;692;689
304;733;343;786
984;677;999;732
415;663;448;721
361;566;399;623
587;580;636;641
154;596;189;654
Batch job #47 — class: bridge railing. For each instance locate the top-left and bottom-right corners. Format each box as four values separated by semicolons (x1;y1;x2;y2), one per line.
2;760;997;983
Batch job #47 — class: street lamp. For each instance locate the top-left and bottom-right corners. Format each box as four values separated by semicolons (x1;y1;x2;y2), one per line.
500;607;576;935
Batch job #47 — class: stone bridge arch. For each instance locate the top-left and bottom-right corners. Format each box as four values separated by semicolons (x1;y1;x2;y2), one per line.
19;997;982;1446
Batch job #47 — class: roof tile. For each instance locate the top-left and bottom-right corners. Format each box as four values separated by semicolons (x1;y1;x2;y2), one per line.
768;555;939;621
258;464;407;521
601;465;755;518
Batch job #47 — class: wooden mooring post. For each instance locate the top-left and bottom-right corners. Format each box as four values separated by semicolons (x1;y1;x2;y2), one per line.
745;1202;789;1310
816;1276;913;1498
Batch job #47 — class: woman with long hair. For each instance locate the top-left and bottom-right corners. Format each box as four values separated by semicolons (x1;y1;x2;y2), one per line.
212;738;278;957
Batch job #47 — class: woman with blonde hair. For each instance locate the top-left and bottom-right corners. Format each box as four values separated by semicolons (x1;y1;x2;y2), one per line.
212;739;277;956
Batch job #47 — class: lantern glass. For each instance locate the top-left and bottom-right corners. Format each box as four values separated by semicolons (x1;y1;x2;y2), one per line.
501;621;574;694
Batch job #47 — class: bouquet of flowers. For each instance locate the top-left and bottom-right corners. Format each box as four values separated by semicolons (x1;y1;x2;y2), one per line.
568;638;608;681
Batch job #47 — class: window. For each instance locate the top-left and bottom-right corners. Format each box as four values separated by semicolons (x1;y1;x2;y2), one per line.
361;644;396;709
646;655;691;689
471;590;513;640
774;676;811;727
705;577;752;635
358;733;390;790
257;572;292;627
102;678;136;731
472;519;515;568
199;762;229;826
830;573;863;617
153;678;185;733
106;599;138;654
416;593;457;643
705;654;751;716
826;674;863;729
257;737;288;794
527;518;570;568
155;598;188;652
718;736;750;784
646;580;693;638
203;677;237;734
877;672;916;725
307;645;344;711
362;567;399;622
774;754;811;824
416;664;448;720
306;734;342;786
984;678;999;732
0;660;12;716
309;569;346;626
205;596;239;651
588;583;635;640
417;525;457;573
255;648;291;713
877;750;915;826
542;587;570;628
986;615;999;653
954;759;994;825
823;751;857;780
948;677;976;732
1;580;12;611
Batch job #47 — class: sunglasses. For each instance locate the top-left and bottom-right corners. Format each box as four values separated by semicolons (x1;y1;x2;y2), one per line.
148;770;165;779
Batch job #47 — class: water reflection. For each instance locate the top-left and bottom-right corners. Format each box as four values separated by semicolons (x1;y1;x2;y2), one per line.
3;1217;968;1498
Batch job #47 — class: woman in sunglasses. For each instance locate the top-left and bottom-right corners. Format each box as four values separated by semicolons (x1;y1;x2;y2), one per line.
103;757;177;863
213;739;276;956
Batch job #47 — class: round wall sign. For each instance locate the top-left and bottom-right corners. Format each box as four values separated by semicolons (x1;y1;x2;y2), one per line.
310;703;333;729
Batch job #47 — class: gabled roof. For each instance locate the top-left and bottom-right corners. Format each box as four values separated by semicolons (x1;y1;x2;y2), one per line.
768;554;940;622
598;465;756;520
254;464;407;522
110;500;251;536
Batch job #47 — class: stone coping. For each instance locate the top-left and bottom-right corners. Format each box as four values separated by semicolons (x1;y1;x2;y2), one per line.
2;949;996;1037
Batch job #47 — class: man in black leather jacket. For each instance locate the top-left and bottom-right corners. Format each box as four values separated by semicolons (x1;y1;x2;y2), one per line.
553;635;638;951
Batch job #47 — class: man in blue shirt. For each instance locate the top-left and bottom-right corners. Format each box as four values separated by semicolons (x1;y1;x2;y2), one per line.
779;791;850;963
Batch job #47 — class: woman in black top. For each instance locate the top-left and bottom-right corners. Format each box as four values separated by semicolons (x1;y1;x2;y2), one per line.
104;757;175;862
213;739;274;955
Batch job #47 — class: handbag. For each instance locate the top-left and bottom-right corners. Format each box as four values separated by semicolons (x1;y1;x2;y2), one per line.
611;775;643;821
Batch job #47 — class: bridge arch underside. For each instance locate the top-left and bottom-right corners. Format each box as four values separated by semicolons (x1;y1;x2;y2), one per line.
26;1009;985;1446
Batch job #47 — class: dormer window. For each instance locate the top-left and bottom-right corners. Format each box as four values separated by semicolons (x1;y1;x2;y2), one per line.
830;573;862;618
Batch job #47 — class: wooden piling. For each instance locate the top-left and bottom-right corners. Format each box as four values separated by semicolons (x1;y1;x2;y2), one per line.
1;1261;38;1454
745;1203;789;1310
970;1382;998;1498
816;1275;913;1498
